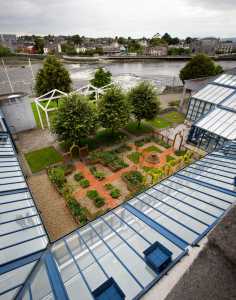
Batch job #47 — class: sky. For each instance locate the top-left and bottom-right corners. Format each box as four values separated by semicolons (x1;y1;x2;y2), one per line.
0;0;236;38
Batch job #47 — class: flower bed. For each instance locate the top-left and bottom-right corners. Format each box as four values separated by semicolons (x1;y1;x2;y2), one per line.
89;166;106;181
48;165;88;225
122;170;145;193
87;190;106;208
143;166;164;184
144;145;162;153
127;152;142;164
74;172;90;188
104;183;121;199
87;151;128;172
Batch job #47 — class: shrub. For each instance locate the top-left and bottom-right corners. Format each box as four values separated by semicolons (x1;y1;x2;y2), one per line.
104;183;114;190
122;170;145;192
94;196;105;208
143;167;164;184
66;197;88;225
87;190;99;200
154;137;171;149
89;166;106;180
110;188;121;199
168;100;180;107
87;190;105;207
88;151;128;171
144;145;162;153
175;150;187;156
48;166;66;189
166;155;175;162
79;179;90;188
127;152;142;164
74;172;84;182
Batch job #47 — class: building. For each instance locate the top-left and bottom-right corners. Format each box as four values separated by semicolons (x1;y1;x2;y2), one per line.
0;34;17;51
187;73;236;151
144;45;168;56
218;40;236;54
0;108;236;299
190;37;220;55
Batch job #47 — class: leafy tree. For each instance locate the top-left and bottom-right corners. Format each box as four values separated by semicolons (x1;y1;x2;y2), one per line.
34;37;44;54
98;86;130;133
127;39;143;54
162;33;172;44
128;81;160;127
0;46;12;57
90;68;111;88
180;54;223;82
35;56;72;96
149;38;167;47
52;94;98;144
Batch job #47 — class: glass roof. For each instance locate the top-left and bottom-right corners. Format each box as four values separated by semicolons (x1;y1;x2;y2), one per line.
220;91;236;111
192;84;235;104
214;73;236;88
0;133;49;299
17;143;236;300
195;107;236;140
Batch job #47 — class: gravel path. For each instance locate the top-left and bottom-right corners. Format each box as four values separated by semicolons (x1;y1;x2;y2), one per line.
28;172;77;241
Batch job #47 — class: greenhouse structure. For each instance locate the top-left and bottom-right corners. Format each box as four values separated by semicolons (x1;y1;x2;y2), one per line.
0;105;236;299
187;73;236;152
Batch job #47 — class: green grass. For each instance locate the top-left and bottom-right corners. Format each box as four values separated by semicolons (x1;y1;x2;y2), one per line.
31;101;58;128
25;146;63;173
144;145;162;153
149;111;185;129
149;118;171;129
125;121;154;136
127;152;142;164
162;111;185;124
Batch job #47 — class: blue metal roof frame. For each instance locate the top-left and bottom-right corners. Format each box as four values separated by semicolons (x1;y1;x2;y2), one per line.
0;132;49;300
16;141;236;300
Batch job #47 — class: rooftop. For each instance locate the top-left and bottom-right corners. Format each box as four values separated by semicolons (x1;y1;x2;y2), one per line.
0;119;235;299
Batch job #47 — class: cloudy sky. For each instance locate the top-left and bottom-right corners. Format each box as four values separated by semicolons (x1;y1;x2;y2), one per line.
1;0;235;38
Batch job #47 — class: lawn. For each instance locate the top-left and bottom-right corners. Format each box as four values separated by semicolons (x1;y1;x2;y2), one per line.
31;101;58;128
125;121;154;136
25;146;63;173
149;111;185;129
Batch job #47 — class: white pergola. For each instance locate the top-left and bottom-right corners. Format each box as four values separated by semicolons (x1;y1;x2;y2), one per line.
71;82;115;101
34;82;116;129
34;89;68;129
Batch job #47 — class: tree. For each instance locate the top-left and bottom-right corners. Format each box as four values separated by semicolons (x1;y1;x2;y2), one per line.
0;46;11;57
35;56;72;96
90;68;111;88
52;94;98;145
180;54;223;82
34;37;44;54
149;38;167;47
128;81;160;127
162;33;172;44
98;86;130;133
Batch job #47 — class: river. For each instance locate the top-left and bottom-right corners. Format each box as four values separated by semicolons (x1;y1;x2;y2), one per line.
1;60;236;95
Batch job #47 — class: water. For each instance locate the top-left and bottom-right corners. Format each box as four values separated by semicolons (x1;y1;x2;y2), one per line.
1;60;236;95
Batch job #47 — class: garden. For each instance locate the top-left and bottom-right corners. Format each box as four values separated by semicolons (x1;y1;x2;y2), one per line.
25;59;197;230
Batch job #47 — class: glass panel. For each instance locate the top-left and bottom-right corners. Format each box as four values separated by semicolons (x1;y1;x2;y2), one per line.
30;264;54;300
129;198;198;244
